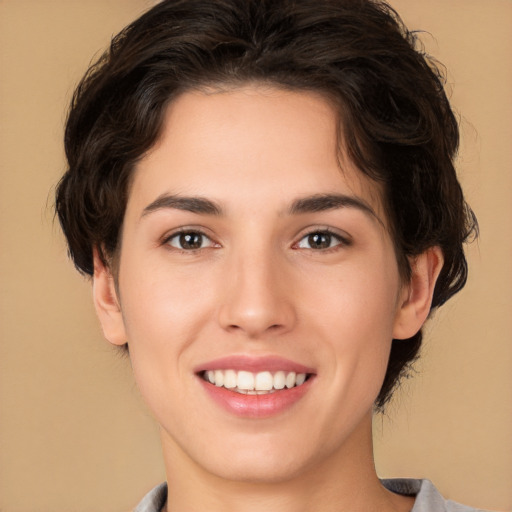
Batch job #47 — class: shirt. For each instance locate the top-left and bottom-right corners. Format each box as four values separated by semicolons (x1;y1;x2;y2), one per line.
133;478;487;511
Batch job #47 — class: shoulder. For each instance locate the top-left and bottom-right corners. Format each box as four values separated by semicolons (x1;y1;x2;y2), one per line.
133;482;167;512
382;478;489;512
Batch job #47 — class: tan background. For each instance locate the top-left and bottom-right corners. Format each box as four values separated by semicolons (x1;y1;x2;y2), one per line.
0;1;510;511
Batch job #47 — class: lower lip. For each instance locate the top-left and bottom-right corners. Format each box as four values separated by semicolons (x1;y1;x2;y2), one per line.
198;376;314;418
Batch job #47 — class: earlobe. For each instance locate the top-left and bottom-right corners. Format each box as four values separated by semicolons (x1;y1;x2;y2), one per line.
392;246;444;340
92;248;127;346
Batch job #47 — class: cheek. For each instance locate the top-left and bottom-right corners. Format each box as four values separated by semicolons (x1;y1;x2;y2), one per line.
300;252;401;337
300;255;400;386
117;255;219;398
120;250;217;334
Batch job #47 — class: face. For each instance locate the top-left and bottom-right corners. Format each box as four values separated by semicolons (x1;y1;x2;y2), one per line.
95;86;427;483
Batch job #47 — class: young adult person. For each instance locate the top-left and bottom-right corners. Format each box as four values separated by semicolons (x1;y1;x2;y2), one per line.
55;0;481;510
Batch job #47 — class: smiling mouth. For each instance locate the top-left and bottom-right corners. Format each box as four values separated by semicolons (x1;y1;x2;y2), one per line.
201;369;312;395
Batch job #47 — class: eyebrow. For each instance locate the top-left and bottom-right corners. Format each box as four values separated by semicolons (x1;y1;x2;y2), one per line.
288;193;380;222
141;194;223;217
141;192;381;223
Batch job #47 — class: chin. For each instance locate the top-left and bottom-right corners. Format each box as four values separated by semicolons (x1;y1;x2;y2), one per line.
185;427;337;485
203;453;311;485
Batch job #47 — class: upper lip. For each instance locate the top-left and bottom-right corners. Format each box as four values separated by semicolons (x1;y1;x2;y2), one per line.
193;355;316;375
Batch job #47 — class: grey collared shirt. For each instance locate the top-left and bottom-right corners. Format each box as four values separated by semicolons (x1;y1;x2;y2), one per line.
134;479;487;511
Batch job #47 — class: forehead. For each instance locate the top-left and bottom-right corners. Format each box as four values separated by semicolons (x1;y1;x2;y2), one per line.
128;86;386;222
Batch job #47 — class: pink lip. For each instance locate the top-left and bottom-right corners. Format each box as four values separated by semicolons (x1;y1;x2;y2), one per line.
198;376;315;418
194;355;316;419
194;355;315;374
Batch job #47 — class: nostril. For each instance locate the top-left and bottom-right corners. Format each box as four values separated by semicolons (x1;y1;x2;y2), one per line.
217;288;297;337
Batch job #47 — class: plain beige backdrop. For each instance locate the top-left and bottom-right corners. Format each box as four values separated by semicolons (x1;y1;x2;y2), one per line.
0;1;511;511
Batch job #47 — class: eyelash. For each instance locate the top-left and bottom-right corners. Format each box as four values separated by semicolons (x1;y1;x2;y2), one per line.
162;228;351;252
293;228;351;252
163;229;218;252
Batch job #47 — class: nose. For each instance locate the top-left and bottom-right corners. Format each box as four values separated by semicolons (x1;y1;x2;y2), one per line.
217;248;297;339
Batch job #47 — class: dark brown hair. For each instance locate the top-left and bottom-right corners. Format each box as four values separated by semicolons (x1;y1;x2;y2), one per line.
55;0;477;409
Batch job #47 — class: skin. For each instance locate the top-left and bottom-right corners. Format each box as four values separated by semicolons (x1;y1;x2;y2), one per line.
93;86;443;512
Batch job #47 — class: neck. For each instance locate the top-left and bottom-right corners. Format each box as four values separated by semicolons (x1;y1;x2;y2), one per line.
160;413;414;512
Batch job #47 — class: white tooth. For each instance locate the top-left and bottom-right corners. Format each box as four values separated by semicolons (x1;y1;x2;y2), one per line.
236;388;248;394
237;371;255;390
296;373;306;386
206;370;215;384
214;370;224;387
285;372;296;388
223;369;237;389
255;371;273;391
247;390;258;395
273;371;286;390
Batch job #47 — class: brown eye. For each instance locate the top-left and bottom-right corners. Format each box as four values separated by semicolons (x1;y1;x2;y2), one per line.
167;231;213;250
297;231;346;250
308;233;331;249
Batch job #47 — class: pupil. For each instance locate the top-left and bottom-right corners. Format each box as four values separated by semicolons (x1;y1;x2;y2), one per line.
180;232;202;249
308;232;330;249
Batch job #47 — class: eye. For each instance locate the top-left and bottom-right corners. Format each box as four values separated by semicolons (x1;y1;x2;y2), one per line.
296;231;347;250
166;231;216;250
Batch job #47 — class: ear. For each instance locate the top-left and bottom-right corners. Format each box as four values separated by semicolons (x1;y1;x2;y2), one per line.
392;246;444;340
92;247;127;346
